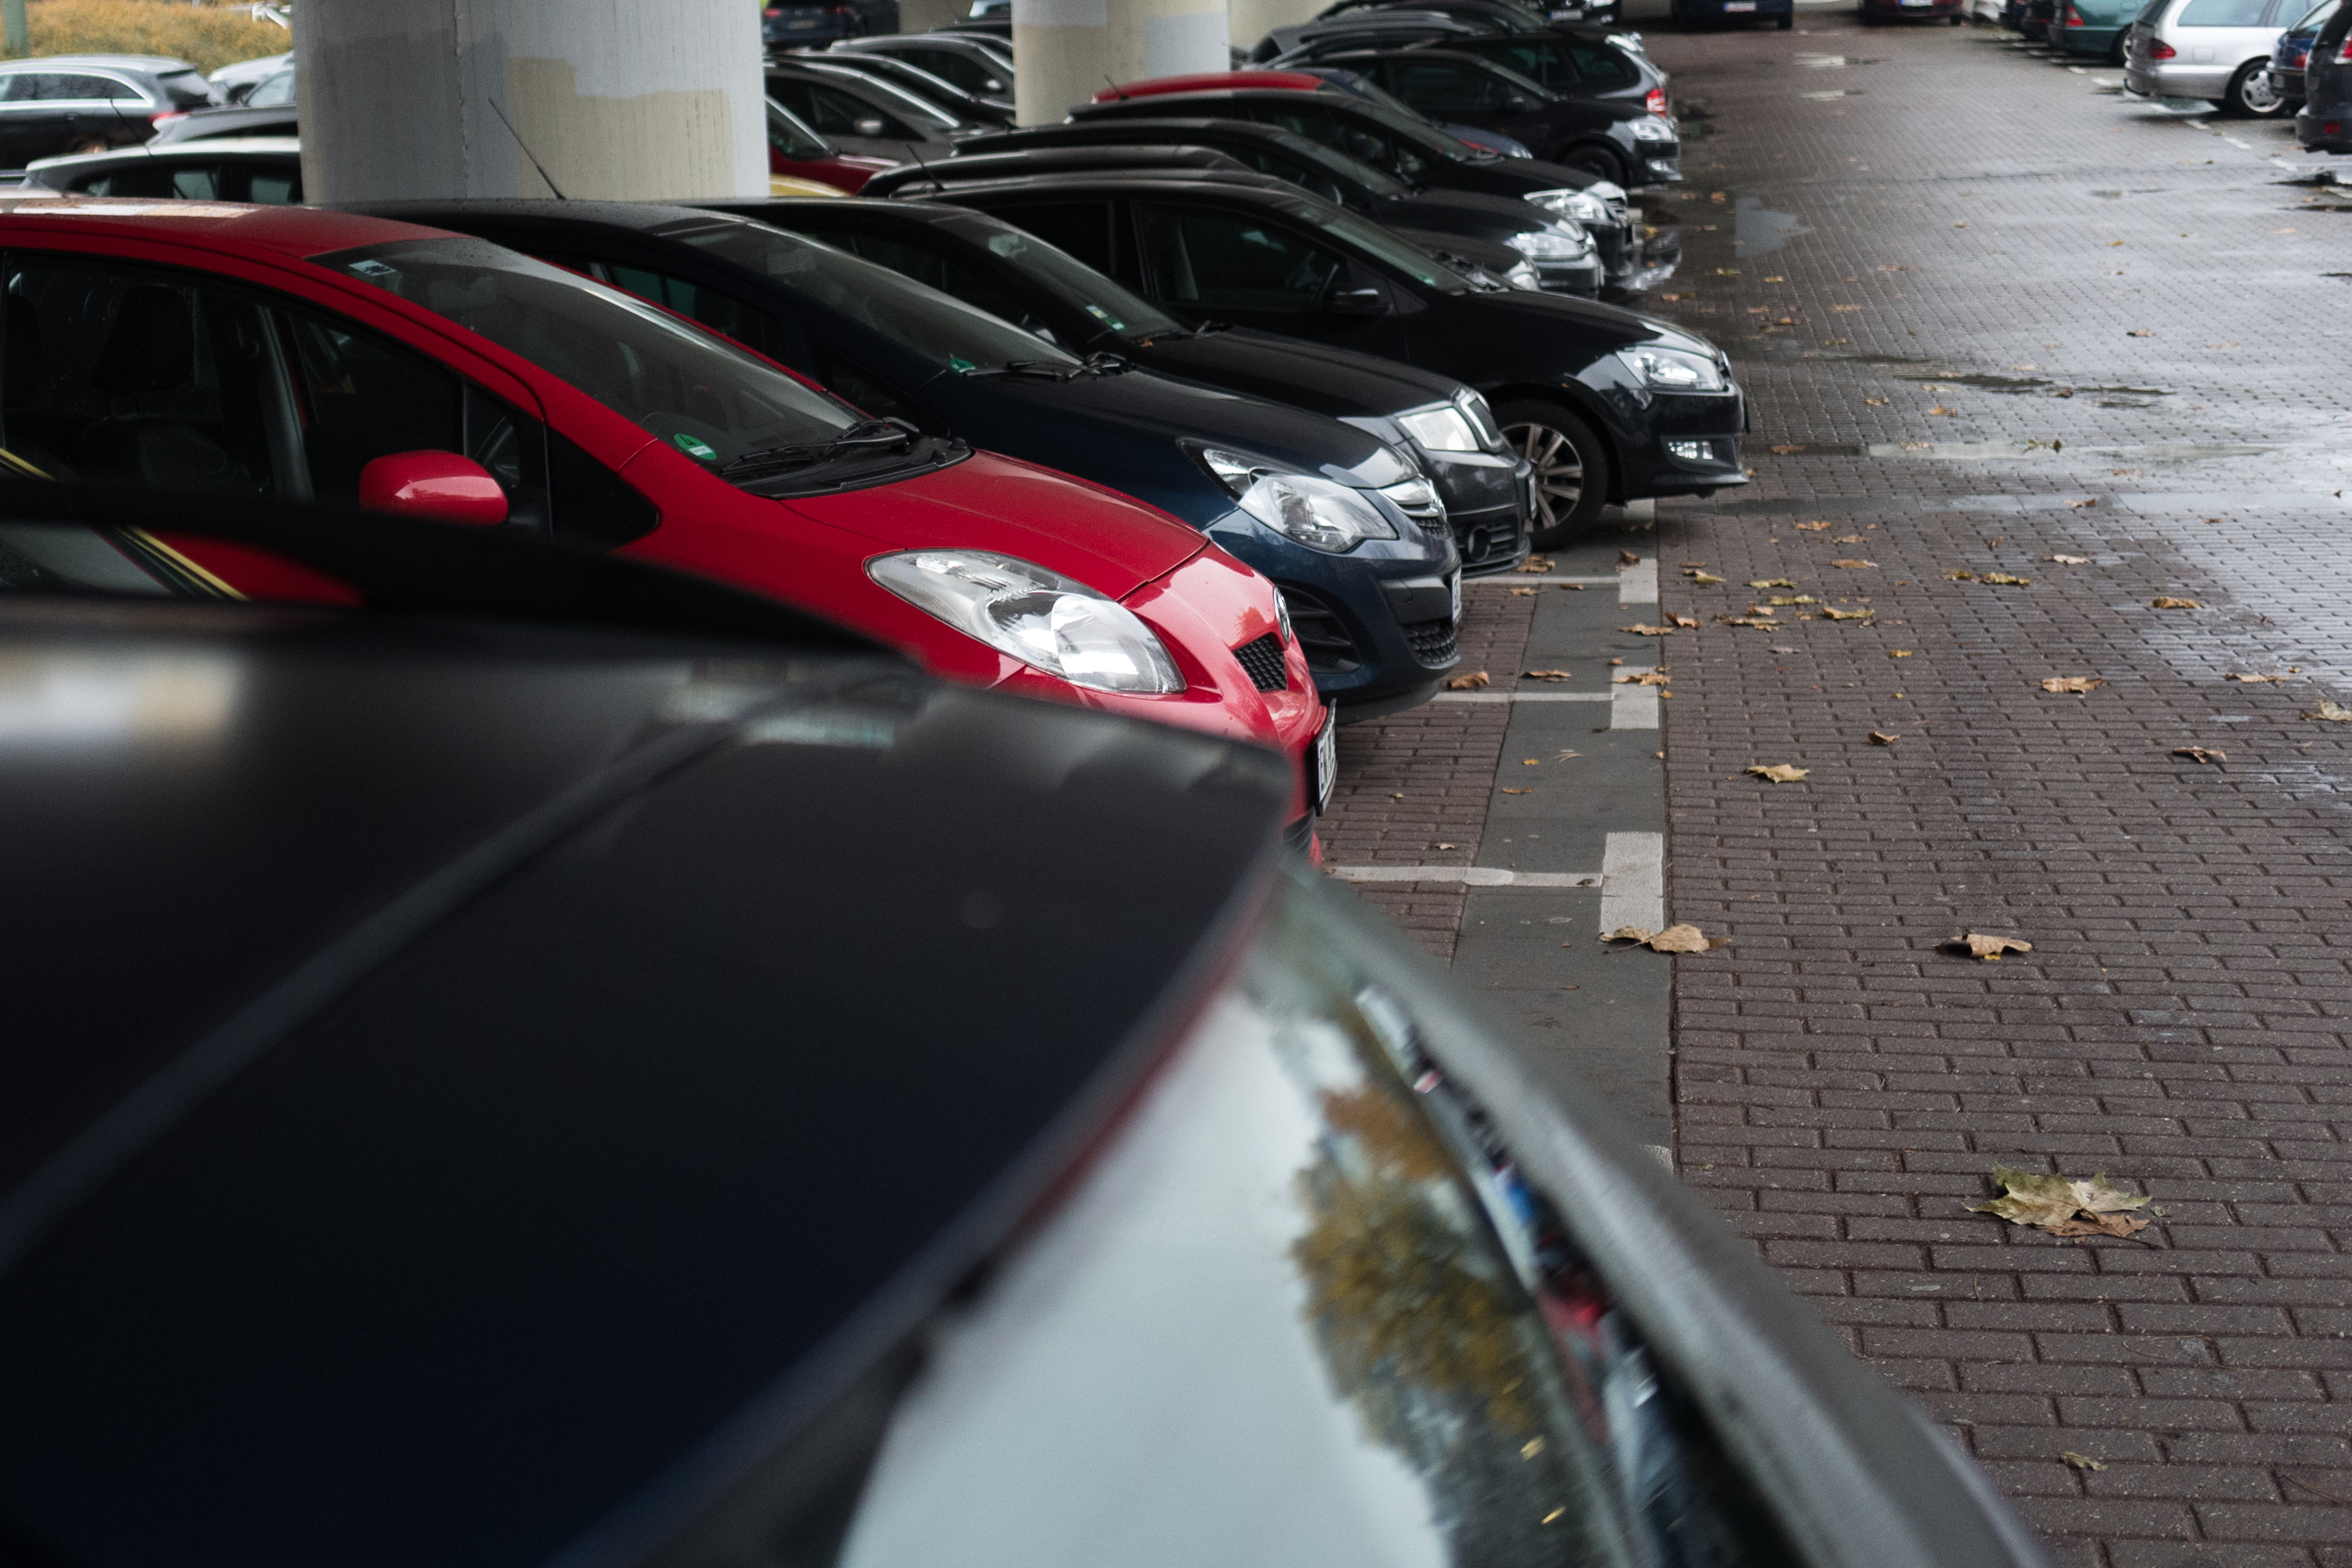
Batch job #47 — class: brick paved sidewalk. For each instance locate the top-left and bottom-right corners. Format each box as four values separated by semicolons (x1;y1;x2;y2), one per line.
1637;16;2352;1567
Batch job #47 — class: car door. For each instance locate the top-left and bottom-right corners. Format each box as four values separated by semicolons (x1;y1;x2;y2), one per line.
1130;198;1413;358
0;72;75;166
46;72;148;156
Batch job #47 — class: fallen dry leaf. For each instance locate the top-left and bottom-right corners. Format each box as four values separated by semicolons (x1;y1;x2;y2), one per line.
1795;521;1831;532
1985;573;2032;586
1618;550;1641;567
2041;677;2106;695
1770;443;1803;454
1446;671;1491;690
2149;596;2203;610
1820;605;1874;621
2126;328;2152;337
1621;624;1677;637
1834;534;1867;543
2066;498;2098;509
2228;673;2289;683
1748;578;1796;588
1890;650;1914;659
1523;669;1575;682
1516;556;1553;574
1831;559;1877;569
1865;397;1890;406
2060;1453;2107;1473
1952;932;2033;961
2049;554;2092;565
1613;670;1672;686
1606;657;1624;667
1944;571;1975;581
1766;595;1818;606
1604;924;1729;953
1929;406;1955;416
1746;764;1809;783
1970;1166;2149;1239
1501;787;1532;794
1509;586;1539;596
1687;569;1726;584
1670;614;1701;628
1869;730;1899;745
2172;746;2227;764
1521;758;1539;765
2306;699;2352;722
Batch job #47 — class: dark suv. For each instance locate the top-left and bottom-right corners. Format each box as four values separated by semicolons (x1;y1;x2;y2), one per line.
0;55;217;166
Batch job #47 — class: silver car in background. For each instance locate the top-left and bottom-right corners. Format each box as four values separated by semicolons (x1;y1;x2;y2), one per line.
2124;0;2297;115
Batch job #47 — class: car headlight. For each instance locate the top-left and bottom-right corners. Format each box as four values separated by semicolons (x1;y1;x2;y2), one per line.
1395;402;1484;452
1456;388;1504;448
1378;474;1447;528
1502;258;1542;291
1192;445;1400;553
1587;179;1627;204
1506;223;1592;260
868;549;1185;693
1617;345;1728;393
1527;187;1613;225
1630;115;1675;142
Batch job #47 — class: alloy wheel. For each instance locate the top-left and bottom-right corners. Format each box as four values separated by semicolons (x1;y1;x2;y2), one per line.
1506;419;1587;532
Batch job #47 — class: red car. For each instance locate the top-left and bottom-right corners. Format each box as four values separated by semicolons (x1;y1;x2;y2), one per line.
0;198;1332;842
767;98;895;192
1090;69;1329;102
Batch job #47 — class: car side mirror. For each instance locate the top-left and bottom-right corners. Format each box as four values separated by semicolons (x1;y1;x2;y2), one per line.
854;116;887;136
357;450;509;527
1324;284;1389;316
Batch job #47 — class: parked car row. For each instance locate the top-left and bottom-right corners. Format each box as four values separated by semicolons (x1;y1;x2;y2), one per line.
2003;0;2337;138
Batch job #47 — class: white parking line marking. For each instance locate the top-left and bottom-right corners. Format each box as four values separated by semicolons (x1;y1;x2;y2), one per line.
1434;690;1610;703
1468;575;1618;586
1611;668;1661;730
1329;866;1602;886
1598;831;1666;934
1617;557;1659;605
1647;1144;1677;1172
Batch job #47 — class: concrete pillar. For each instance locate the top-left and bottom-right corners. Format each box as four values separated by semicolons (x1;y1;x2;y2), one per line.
1227;0;1322;58
1013;0;1229;126
896;0;968;34
298;0;769;205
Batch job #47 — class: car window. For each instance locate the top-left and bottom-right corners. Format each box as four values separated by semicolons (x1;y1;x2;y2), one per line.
75;163;220;199
0;255;548;529
248;68;296;108
1139;203;1349;309
672;219;1079;373
242;165;302;205
2291;0;2336;24
39;74;135;101
1275;194;1465;290
577;257;796;362
318;234;860;476
155;69;217;109
980;200;1116;274
766;98;830;161
904;47;1003;95
820;67;961;130
2177;0;2268;21
816;230;1043;333
1376;58;1519;112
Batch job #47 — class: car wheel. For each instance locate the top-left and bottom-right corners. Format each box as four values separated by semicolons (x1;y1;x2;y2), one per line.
2107;30;2127;61
1559;143;1628;184
2221;58;2291;115
1498;399;1610;549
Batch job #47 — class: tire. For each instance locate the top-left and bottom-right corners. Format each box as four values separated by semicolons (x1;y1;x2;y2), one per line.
1497;399;1611;549
2220;58;2291;116
1950;13;1965;21
2107;30;2128;62
1559;143;1627;184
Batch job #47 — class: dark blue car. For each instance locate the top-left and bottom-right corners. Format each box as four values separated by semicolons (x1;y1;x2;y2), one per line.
346;200;1465;719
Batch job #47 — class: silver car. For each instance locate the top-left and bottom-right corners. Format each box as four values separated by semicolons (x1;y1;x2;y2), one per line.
2124;0;2296;115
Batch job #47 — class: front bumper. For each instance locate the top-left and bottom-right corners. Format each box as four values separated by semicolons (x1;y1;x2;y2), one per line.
1611;387;1748;501
1429;450;1536;577
1534;253;1607;296
2125;60;2231;97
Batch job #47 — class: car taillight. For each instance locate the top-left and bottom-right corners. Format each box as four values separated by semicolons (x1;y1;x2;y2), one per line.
149;110;185;126
2064;7;2084;22
2337;35;2352;59
1644;86;1667;114
2149;35;2177;56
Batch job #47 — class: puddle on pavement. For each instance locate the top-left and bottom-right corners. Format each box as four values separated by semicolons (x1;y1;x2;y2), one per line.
1861;440;2276;461
1792;53;1882;66
1797;89;1863;99
1897;369;2172;399
1734;195;1813;258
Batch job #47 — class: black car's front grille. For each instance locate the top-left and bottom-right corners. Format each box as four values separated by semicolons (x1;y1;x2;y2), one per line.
1233;631;1288;693
1277;587;1362;674
1453;503;1524;573
1403;616;1460;668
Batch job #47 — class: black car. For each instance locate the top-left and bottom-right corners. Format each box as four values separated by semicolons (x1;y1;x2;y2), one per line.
1312;47;1679;184
830;31;1017;101
0;55;217;166
345;199;1465;716
762;0;899;47
0;484;2046;1568
22;134;302;202
705;194;1539;574
2297;0;2352;142
1341;26;1671;112
927;172;1745;540
2267;0;2335;102
764;58;963;160
946;117;1622;291
1320;0;1628;31
804;47;1015;126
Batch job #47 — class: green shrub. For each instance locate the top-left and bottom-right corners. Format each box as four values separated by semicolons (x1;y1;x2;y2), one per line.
19;1;287;75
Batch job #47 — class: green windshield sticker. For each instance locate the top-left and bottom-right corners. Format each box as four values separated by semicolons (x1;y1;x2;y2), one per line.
1083;304;1126;330
948;354;977;373
672;432;719;461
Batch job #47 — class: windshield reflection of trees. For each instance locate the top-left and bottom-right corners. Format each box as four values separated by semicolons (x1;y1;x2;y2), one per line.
1279;968;1793;1568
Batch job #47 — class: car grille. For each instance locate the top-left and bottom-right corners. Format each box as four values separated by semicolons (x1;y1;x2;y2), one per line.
1453;502;1525;574
1278;587;1363;674
1233;631;1288;693
1403;616;1460;668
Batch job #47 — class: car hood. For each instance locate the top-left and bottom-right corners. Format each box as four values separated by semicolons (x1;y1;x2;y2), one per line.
776;447;1207;599
1133;325;1465;421
1465;286;1712;353
1388;185;1576;238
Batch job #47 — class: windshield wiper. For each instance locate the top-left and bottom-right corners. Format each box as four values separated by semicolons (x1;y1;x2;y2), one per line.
717;418;917;480
962;352;1135;381
1144;322;1231;344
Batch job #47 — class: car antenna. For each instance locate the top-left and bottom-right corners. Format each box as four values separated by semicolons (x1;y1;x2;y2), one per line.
1102;72;1128;98
904;142;945;193
487;97;567;199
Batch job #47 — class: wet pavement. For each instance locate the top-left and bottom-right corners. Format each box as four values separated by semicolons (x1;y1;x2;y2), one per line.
1322;10;2352;1564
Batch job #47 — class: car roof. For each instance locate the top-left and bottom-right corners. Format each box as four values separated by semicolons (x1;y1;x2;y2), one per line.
0;54;195;72
913;169;1309;204
27;135;300;171
0;195;446;261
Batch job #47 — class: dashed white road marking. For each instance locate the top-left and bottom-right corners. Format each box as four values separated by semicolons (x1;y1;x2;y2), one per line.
1329;866;1602;886
1434;690;1610;703
1617;557;1659;605
1598;831;1666;934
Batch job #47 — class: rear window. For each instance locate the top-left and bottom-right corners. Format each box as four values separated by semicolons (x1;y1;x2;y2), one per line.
2291;0;2337;28
2176;0;2268;23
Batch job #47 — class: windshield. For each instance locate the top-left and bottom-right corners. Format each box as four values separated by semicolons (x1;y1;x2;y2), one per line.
767;98;830;161
314;235;860;472
949;217;1185;340
1341;92;1484;163
2293;0;2336;27
674;220;1084;374
1278;194;1469;292
1258;121;1411;197
802;64;962;132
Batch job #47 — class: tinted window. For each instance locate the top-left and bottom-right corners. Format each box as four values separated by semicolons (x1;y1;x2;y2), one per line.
986;200;1115;272
961;219;1186;340
901;47;1003;94
1273;194;1464;289
2177;0;2268;21
76;162;220;199
1375;59;1519;112
767;98;830;161
320;235;859;474
592;259;795;361
243;165;302;204
2291;0;2336;24
1139;204;1348;309
674;220;1076;373
248;67;296;107
821;231;1041;332
40;74;135;101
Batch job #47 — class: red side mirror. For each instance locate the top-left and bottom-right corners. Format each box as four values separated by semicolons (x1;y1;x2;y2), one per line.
357;450;508;527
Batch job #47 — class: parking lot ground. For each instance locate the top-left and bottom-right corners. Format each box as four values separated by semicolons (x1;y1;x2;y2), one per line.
1326;13;2352;1564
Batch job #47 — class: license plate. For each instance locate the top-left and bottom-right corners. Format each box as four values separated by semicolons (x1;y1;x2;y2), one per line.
1312;706;1338;815
1448;570;1463;625
1724;4;1757;10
